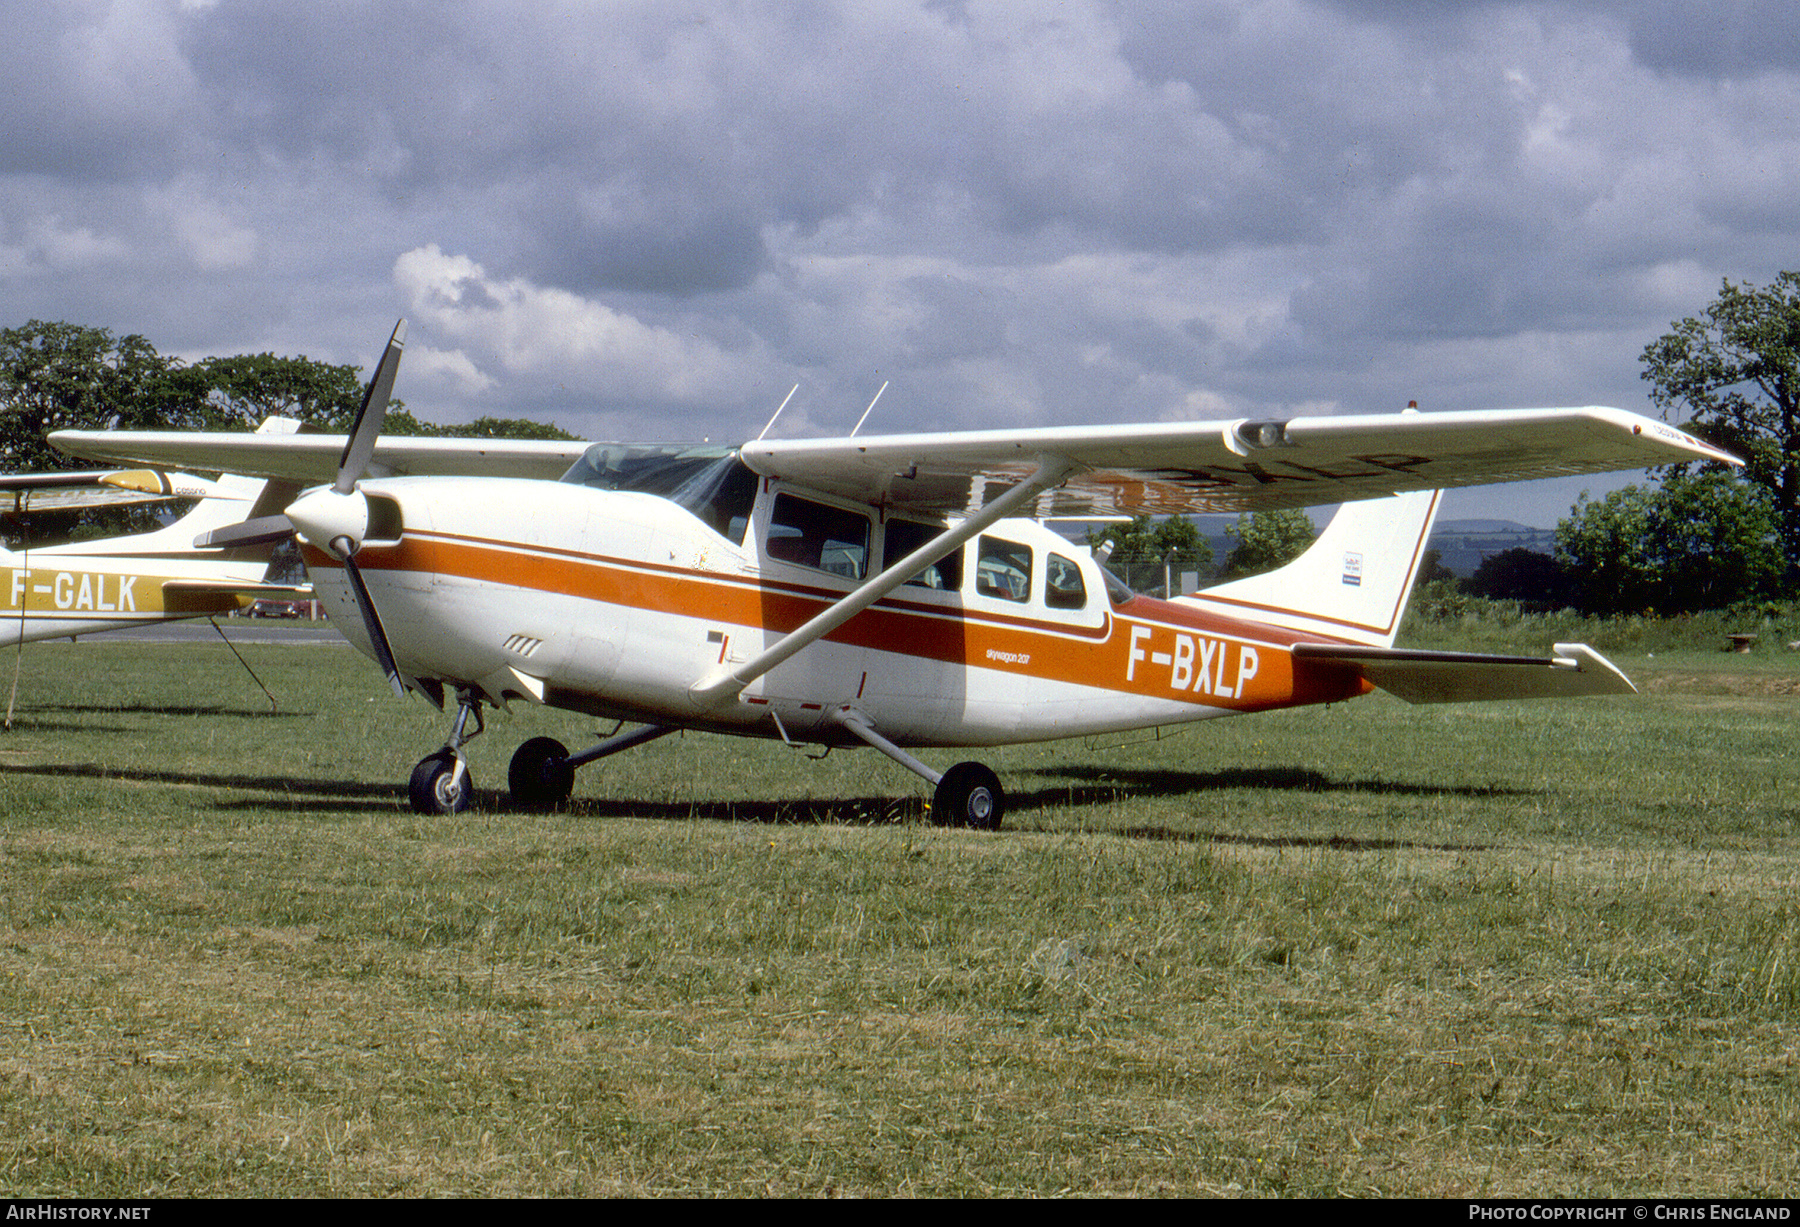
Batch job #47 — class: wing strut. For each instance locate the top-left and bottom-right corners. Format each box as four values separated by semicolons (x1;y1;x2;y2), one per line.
831;707;943;786
688;453;1079;708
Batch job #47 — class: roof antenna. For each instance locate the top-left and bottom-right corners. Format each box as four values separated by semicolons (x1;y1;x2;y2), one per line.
756;385;800;441
850;381;889;438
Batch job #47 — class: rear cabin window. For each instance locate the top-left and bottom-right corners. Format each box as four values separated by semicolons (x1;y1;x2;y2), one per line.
767;494;870;579
975;537;1032;603
1045;553;1088;610
882;519;963;590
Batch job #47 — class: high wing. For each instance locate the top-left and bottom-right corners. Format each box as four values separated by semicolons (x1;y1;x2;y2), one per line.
742;406;1738;516
46;431;587;484
0;469;251;515
52;406;1729;516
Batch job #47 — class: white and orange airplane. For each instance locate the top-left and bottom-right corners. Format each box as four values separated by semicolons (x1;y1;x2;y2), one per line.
2;424;311;644
52;321;1737;825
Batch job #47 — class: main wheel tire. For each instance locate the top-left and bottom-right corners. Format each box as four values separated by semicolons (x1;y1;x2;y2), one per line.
932;762;1004;830
409;751;473;815
509;737;574;811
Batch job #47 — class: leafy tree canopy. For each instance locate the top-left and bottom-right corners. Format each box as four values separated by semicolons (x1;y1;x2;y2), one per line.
453;416;582;441
1555;470;1781;614
1;321;579;477
1417;547;1455;587
1086;514;1212;595
0;321;198;473
1641;273;1800;577
1465;547;1574;608
192;351;371;430
1221;508;1315;579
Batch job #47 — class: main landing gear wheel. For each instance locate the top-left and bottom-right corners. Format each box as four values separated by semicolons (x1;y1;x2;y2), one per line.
509;737;574;811
410;750;473;815
932;762;1004;831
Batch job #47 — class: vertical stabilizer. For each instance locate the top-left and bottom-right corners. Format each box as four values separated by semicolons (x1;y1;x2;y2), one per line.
1176;489;1443;647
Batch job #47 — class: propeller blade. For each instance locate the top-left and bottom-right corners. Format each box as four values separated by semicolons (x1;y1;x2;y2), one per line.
194;514;297;550
338;549;407;699
335;318;407;496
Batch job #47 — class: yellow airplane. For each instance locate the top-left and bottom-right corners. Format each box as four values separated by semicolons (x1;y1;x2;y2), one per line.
3;420;310;643
54;321;1736;823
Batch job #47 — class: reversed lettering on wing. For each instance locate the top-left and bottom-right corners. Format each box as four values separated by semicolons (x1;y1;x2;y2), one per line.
1143;453;1433;490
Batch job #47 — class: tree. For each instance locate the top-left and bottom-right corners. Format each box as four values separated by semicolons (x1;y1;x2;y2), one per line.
1087;514;1212;595
4;321;587;459
455;416;582;441
0;320;199;473
1;325;415;476
1221;508;1315;579
1641;273;1800;578
1466;547;1574;608
1554;471;1780;614
3;319;587;552
190;351;373;431
1417;547;1456;586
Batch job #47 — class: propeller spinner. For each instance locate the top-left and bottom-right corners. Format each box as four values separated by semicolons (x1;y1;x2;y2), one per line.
198;319;411;698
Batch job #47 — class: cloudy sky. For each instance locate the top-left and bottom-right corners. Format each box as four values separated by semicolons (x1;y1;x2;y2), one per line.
5;0;1797;524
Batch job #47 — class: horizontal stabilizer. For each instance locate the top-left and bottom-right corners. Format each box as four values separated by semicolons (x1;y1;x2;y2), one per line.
195;514;297;550
161;580;312;615
1292;641;1635;704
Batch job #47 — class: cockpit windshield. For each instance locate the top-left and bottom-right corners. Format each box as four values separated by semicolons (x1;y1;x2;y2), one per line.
559;443;758;544
559;444;737;496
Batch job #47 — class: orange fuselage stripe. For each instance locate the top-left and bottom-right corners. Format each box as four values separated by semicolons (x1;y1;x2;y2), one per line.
310;533;1370;712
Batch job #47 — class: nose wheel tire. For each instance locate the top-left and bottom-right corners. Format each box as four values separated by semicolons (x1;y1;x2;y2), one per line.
409;750;472;814
509;737;575;811
932;762;1004;831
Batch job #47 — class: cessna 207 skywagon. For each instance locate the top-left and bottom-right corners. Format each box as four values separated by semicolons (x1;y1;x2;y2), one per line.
3;419;311;644
52;321;1738;826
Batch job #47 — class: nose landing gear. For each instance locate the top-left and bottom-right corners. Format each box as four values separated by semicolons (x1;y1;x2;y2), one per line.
408;688;484;814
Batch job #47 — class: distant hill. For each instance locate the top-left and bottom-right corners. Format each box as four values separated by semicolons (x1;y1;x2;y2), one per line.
1428;519;1557;577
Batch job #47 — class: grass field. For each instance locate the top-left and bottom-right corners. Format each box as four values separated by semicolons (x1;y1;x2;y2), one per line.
1;627;1797;1196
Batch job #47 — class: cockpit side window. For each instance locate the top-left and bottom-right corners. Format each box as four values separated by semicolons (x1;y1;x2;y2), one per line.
1045;553;1088;610
674;457;759;545
975;537;1032;602
882;519;963;590
768;494;870;579
1102;566;1136;606
559;444;757;546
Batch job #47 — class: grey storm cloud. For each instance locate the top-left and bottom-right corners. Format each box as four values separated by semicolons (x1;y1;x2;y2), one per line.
5;0;1800;521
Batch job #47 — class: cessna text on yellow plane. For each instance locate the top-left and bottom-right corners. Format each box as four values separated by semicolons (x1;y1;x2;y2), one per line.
6;569;147;613
1125;624;1260;699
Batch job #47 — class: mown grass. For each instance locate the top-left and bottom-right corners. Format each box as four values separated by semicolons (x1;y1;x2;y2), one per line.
0;629;1797;1196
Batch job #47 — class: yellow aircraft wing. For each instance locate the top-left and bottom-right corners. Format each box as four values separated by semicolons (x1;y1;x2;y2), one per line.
45;432;587;484
0;469;250;515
